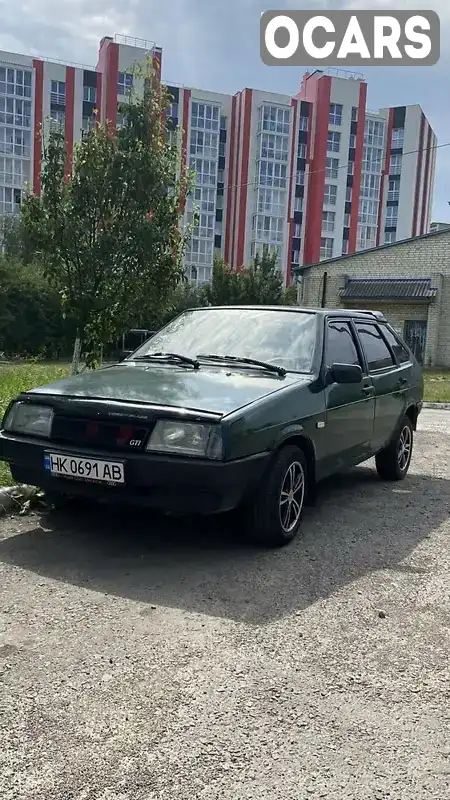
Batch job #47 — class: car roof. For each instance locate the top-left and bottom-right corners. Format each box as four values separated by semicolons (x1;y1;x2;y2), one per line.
183;305;386;321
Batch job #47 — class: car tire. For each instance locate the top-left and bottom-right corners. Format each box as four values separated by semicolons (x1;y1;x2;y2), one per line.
246;445;308;548
375;415;414;482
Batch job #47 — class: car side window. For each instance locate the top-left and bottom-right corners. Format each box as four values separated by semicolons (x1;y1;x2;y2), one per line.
325;321;361;367
355;323;395;371
380;325;411;364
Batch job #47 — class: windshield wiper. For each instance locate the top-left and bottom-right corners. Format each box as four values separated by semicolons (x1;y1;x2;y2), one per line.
131;352;200;369
196;353;286;377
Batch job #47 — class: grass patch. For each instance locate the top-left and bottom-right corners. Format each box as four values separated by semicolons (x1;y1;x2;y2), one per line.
423;370;450;403
0;362;70;487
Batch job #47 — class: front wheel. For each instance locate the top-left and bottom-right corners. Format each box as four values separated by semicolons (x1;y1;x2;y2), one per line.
375;416;414;481
246;445;308;547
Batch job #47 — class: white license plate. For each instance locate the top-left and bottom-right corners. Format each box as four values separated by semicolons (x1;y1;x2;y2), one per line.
44;453;125;484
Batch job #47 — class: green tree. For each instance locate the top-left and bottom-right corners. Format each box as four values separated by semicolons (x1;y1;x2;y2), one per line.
201;250;296;307
0;258;71;358
20;59;193;372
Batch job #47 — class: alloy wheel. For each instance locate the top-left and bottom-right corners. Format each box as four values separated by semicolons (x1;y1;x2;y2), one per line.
279;460;305;534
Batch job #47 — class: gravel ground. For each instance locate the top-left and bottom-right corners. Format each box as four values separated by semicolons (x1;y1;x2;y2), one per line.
0;409;449;800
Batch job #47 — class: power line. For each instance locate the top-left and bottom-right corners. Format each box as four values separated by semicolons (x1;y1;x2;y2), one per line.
204;140;450;194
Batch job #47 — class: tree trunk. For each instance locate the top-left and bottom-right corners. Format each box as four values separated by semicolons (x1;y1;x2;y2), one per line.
71;334;82;375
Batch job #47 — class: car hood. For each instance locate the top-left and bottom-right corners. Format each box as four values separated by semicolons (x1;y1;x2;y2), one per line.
27;362;308;416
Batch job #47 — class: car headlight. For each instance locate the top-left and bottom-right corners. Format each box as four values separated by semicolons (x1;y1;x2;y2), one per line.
146;420;223;459
2;402;54;438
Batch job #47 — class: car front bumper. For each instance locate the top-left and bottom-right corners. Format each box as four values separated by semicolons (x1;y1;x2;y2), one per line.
0;432;270;514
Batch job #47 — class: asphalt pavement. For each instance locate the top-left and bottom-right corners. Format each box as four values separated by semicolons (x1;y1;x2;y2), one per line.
0;409;449;799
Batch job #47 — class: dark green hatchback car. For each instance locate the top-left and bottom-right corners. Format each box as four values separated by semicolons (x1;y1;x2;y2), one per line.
0;306;423;547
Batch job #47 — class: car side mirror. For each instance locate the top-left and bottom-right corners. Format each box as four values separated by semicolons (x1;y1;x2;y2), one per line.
329;363;363;384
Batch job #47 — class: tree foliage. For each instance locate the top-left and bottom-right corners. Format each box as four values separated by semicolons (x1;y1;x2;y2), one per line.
0;257;72;358
20;59;193;369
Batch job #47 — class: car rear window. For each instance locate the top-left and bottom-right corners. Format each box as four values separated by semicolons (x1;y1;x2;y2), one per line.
380;325;411;364
355;323;395;372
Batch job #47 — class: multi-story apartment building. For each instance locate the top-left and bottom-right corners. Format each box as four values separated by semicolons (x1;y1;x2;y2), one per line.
0;34;437;285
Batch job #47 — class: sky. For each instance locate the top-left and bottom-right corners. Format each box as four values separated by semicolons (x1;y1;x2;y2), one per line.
0;0;448;221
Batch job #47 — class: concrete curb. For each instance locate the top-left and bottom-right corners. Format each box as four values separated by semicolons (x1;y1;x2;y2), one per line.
423;402;450;410
0;485;38;517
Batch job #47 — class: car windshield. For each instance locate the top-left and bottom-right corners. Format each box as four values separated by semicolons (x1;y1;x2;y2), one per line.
129;308;318;373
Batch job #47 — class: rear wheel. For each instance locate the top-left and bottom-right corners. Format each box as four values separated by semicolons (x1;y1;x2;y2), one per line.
246;445;308;547
375;416;414;481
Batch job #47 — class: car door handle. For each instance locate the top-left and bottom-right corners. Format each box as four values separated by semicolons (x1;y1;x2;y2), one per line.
398;377;408;386
362;385;375;395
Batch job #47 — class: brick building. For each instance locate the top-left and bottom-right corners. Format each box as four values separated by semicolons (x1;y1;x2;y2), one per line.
294;227;450;368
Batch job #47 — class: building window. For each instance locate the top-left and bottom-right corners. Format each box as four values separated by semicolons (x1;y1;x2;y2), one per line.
220;115;227;130
0;127;31;157
191;158;217;186
50;80;65;105
388;178;400;202
83;85;97;104
50;108;65;129
260;132;289;162
361;173;381;200
347;160;355;175
327;131;341;153
297;142;306;159
299;115;308;131
292;249;300;264
386;205;398;226
253;214;284;243
351;107;358;122
342;238;349;255
323;184;337;205
358;199;378;226
259;105;290;135
322;210;336;232
0;156;29;187
344;212;351;227
296;170;305;185
258;160;287;189
168;101;179;118
0;67;32;98
391;127;404;148
190;186;216;213
219;141;226;157
294;222;301;238
320;237;334;260
0;97;31;128
363;145;383;173
349;134;356;149
191;102;220;132
256;187;286;217
189;211;214;239
190;129;219;159
329;103;343;125
384;231;396;244
346;186;352;203
294;195;303;212
325;157;339;179
185;237;213;265
117;72;133;96
390;153;402;173
364;119;385;148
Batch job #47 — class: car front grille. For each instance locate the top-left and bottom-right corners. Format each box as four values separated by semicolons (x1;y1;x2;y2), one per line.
50;414;151;453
